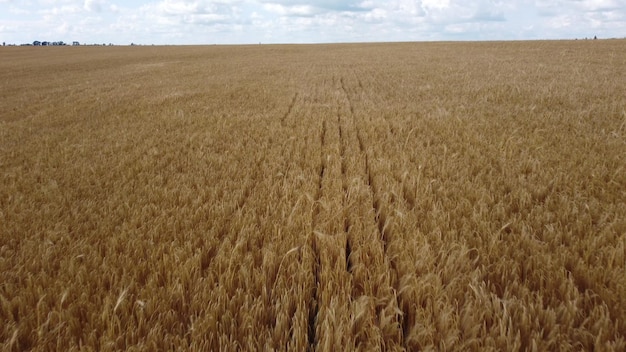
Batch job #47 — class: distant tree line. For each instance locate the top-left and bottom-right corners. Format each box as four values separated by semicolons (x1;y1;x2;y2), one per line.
0;41;117;46
31;41;70;46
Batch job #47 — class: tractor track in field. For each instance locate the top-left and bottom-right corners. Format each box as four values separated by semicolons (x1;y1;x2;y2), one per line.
308;72;408;350
281;92;298;126
308;74;357;350
335;76;354;280
337;110;353;273
340;73;406;347
340;76;390;251
307;109;327;351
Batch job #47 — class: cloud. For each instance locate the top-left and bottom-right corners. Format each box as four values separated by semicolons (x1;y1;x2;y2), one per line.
529;0;625;37
156;0;208;16
84;0;106;12
8;5;31;15
260;0;368;12
421;0;450;11
576;0;622;11
145;0;241;21
57;21;72;33
184;13;231;25
0;0;625;44
39;4;83;17
257;0;375;22
263;3;321;16
471;9;506;22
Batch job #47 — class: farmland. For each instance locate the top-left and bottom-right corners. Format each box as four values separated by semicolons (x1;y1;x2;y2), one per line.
1;40;625;350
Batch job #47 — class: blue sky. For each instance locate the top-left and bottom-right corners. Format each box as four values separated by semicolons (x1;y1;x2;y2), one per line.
1;0;624;45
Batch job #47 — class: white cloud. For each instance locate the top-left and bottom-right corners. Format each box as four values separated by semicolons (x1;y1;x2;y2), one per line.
185;13;230;25
40;5;82;17
0;0;624;44
8;5;31;15
263;3;320;16
156;0;205;16
56;21;72;33
421;0;450;11
577;0;621;11
84;0;106;12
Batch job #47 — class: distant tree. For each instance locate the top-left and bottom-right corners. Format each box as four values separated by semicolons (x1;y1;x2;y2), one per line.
594;35;597;40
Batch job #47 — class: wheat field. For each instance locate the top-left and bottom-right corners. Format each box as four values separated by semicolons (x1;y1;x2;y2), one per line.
1;40;625;351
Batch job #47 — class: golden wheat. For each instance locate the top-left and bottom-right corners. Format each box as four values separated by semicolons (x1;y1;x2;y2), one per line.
1;41;625;351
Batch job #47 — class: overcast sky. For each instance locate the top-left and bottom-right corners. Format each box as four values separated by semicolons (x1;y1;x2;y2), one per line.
1;0;624;45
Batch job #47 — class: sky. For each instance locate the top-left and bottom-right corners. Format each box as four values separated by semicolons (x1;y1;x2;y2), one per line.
0;0;624;45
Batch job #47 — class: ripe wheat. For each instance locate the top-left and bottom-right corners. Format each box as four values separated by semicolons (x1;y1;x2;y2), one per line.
1;40;625;351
